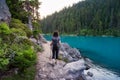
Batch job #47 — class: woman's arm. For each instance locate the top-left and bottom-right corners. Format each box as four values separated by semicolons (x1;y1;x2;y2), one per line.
50;37;53;46
58;37;61;46
50;41;53;46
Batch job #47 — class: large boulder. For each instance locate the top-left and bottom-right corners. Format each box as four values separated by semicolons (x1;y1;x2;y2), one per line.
60;43;81;62
63;59;87;80
0;0;11;24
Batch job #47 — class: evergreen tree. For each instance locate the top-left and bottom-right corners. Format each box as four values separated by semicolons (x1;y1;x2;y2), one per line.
41;0;120;36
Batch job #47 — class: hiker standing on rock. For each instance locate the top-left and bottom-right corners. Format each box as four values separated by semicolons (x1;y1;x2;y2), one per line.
50;31;61;64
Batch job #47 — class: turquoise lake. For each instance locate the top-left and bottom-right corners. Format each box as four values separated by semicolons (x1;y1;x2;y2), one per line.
44;35;120;75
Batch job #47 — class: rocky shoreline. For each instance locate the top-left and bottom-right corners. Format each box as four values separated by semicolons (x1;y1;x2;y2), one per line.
33;34;94;80
30;35;120;80
58;43;94;80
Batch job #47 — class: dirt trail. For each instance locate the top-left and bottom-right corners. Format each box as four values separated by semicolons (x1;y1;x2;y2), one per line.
35;42;66;80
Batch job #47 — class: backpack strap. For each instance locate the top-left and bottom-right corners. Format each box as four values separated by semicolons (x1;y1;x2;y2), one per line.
52;37;60;42
52;37;60;47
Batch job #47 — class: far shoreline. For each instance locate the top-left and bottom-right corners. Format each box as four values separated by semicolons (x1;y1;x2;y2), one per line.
42;34;120;38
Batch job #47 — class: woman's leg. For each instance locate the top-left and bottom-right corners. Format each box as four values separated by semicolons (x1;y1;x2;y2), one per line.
52;48;55;59
56;48;59;59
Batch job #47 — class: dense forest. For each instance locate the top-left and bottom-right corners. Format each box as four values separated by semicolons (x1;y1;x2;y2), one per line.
41;0;120;36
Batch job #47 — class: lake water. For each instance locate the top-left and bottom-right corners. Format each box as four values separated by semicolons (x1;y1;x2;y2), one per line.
44;35;120;77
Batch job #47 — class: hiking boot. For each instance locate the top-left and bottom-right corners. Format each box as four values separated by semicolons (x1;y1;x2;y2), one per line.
55;60;57;64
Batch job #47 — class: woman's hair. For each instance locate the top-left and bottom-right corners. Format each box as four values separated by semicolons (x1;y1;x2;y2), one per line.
53;31;59;37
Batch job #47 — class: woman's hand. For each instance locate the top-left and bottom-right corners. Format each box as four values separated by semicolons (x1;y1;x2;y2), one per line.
50;42;52;46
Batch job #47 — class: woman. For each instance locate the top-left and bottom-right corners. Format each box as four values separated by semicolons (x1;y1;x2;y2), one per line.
50;31;61;63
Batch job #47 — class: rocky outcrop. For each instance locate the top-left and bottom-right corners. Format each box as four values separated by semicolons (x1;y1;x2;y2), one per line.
38;34;47;43
59;43;93;80
60;43;82;62
63;59;87;80
0;0;11;24
29;34;47;47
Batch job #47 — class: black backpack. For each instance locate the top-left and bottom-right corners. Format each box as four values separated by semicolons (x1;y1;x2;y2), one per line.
52;37;60;48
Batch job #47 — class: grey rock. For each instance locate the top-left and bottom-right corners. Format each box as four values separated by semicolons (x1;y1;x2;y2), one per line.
30;38;42;47
59;78;65;80
87;71;93;77
67;55;73;62
0;0;11;24
85;58;93;63
85;64;91;70
49;73;56;78
63;59;86;79
60;43;81;62
61;43;70;51
38;73;47;78
38;34;47;43
30;38;37;43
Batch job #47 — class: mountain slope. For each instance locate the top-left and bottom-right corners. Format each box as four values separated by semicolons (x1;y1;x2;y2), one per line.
41;0;120;36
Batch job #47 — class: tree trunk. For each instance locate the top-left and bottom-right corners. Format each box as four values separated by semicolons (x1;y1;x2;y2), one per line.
26;0;33;31
28;15;33;30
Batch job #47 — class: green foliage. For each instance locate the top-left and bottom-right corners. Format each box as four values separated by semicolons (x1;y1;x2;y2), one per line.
41;0;120;36
0;46;9;70
79;29;88;36
0;36;36;72
9;18;32;37
13;36;33;46
0;58;9;70
33;22;42;33
13;47;36;72
33;44;42;52
32;22;41;30
6;0;40;23
0;20;39;74
0;23;13;43
2;65;36;80
6;0;27;23
78;29;98;36
0;23;11;35
0;42;9;70
104;29;120;36
32;21;42;39
33;30;39;39
11;28;26;36
9;18;26;29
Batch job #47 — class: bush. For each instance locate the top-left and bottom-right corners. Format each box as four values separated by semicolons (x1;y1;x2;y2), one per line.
0;23;11;35
0;19;42;75
0;40;10;70
104;29;120;37
79;29;88;36
13;36;33;46
13;47;36;72
0;35;36;73
0;58;9;70
2;65;36;80
33;43;42;52
10;36;36;72
32;21;42;33
2;37;36;72
0;49;9;69
11;28;26;36
0;23;13;43
9;18;32;37
33;30;40;39
32;21;42;40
